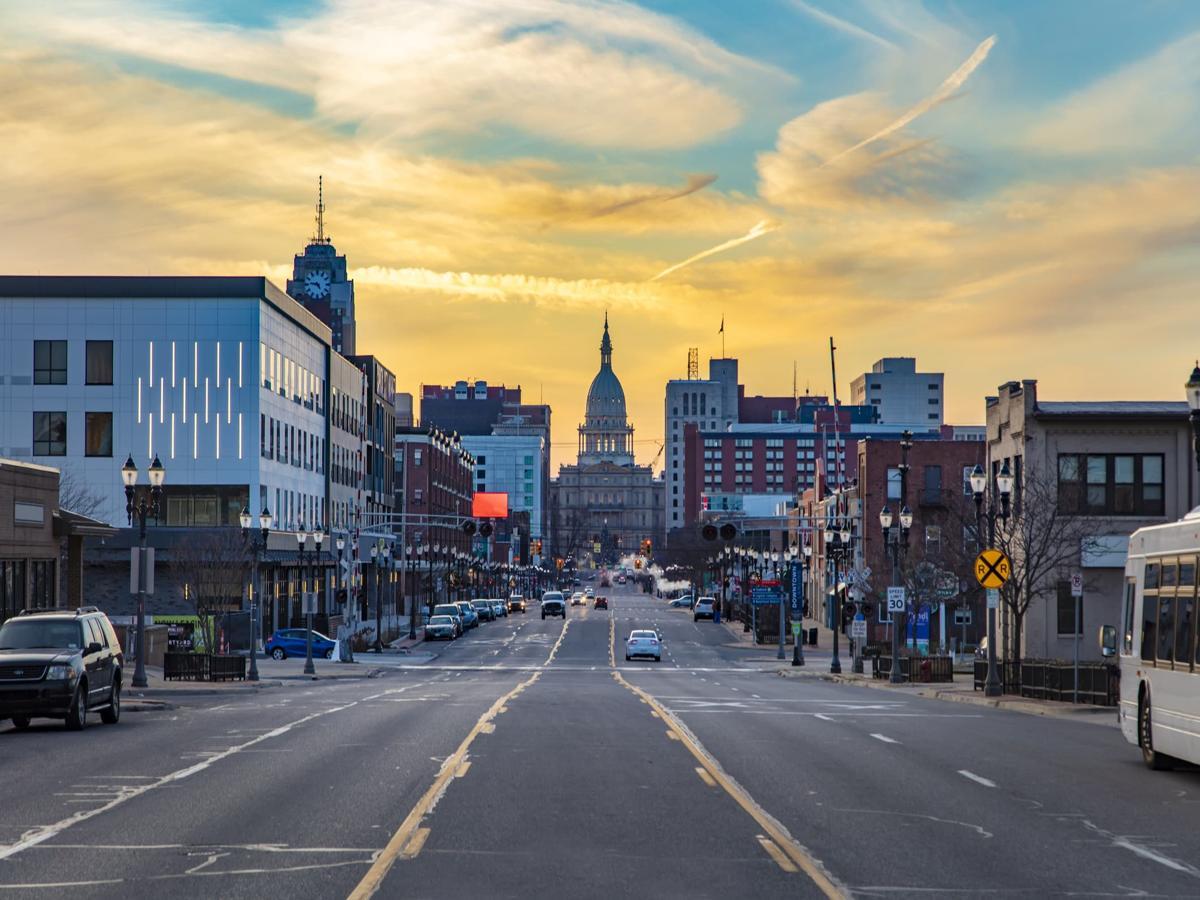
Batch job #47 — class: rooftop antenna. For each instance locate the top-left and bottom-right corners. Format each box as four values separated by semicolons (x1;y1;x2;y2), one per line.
314;175;330;244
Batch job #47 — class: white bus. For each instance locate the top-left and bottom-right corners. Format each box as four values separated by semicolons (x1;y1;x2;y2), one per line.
1102;512;1200;769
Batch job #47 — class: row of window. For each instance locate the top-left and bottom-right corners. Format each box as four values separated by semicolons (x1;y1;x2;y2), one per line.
260;343;325;415
31;411;113;457
1135;560;1200;669
259;413;325;475
31;340;115;386
1058;454;1164;517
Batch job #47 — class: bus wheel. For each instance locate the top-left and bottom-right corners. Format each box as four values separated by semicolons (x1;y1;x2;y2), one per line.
1139;692;1172;771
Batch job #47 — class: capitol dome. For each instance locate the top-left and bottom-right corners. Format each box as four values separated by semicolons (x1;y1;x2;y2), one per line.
577;315;634;466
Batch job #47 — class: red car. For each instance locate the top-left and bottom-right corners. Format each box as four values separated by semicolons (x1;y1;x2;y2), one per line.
593;596;608;610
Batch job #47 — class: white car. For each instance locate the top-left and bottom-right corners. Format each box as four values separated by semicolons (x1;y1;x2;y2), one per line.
625;630;662;662
570;592;586;606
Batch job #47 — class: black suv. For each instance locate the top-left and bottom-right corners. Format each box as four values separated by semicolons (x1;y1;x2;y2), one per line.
0;607;123;731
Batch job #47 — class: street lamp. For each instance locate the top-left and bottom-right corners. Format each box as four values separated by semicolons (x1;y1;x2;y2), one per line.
239;505;272;682
880;503;912;684
793;542;810;667
370;543;384;653
1187;363;1200;473
122;454;164;689
334;536;352;663
295;526;321;676
971;460;1013;697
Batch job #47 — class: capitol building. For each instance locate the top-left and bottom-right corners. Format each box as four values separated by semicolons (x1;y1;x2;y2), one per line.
548;317;664;564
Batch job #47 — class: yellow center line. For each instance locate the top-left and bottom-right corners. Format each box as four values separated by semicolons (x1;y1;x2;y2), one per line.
695;767;717;788
399;828;430;860
348;619;572;900
611;670;847;900
758;836;799;873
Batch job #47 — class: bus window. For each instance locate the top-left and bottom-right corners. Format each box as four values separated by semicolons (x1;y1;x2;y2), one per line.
1180;559;1196;587
1145;563;1160;590
1175;591;1195;669
1142;604;1157;662
1157;595;1175;664
1123;579;1136;655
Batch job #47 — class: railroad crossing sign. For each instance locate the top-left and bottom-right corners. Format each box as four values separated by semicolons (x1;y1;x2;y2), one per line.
974;549;1011;589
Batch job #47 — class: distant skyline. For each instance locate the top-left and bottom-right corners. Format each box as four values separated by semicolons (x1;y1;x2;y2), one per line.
6;1;1200;469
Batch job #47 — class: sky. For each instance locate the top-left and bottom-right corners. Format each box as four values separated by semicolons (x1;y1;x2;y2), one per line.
5;1;1200;470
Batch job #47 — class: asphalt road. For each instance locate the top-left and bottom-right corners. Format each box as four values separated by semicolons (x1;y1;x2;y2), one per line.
2;583;1199;899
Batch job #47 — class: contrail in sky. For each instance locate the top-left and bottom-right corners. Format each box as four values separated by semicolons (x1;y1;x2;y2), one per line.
822;34;996;167
650;219;780;282
591;173;717;218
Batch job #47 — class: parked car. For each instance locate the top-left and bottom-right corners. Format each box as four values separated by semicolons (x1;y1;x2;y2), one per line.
616;575;627;585
669;596;694;609
570;592;586;606
455;601;480;629
433;604;464;636
541;592;567;619
471;599;496;622
694;597;716;621
425;616;458;641
0;607;123;731
508;595;527;613
265;628;337;660
625;629;662;662
490;599;508;618
593;596;608;610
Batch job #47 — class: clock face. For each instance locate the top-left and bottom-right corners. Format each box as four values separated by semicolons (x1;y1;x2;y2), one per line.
304;269;331;298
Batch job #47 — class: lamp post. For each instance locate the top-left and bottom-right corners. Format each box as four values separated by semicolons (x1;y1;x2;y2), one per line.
407;546;418;640
793;543;810;666
335;536;352;663
880;504;913;684
296;526;322;676
370;543;383;653
1187;364;1200;473
122;454;164;689
970;460;1013;697
239;505;272;682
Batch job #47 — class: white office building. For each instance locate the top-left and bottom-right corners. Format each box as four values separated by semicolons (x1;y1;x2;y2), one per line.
850;357;944;427
0;276;339;531
664;358;738;530
462;434;546;539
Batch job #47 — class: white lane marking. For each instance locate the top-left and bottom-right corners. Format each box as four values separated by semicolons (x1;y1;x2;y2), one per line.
870;733;898;744
814;714;834;722
1080;819;1200;877
0;692;387;862
957;769;996;788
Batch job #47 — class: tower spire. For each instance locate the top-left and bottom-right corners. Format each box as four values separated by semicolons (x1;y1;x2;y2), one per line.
314;175;328;244
600;313;613;366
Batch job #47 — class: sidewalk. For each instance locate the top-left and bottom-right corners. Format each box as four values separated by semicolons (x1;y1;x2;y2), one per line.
718;619;1118;727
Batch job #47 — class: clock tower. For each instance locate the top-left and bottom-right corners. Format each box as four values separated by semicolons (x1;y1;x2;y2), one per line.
286;176;357;355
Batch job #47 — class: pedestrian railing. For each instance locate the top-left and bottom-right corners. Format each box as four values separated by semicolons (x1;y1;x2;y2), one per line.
972;659;1118;706
873;655;954;683
164;652;247;682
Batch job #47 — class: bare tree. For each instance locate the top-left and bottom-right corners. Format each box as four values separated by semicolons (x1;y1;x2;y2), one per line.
57;466;105;519
170;530;253;654
966;469;1099;662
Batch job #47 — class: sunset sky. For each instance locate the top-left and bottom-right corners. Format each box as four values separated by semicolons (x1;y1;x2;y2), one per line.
5;1;1200;470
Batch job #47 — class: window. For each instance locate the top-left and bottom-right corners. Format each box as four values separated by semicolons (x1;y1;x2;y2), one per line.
886;467;902;501
85;341;113;385
1175;587;1195;668
84;412;113;457
477;455;486;465
922;465;942;503
34;340;67;384
1057;454;1166;516
1156;593;1175;663
414;448;423;466
1056;580;1082;636
927;413;938;420
928;383;939;390
33;411;66;456
1122;579;1135;655
925;525;942;554
928;398;939;405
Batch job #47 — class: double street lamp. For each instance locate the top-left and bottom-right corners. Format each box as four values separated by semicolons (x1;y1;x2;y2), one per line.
334;535;352;663
879;503;913;684
370;542;390;653
970;460;1014;697
793;542;812;667
824;514;854;676
239;505;273;682
296;525;324;676
121;454;164;689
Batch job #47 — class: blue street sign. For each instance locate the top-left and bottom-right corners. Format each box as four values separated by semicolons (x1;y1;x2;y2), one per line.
789;561;804;612
751;585;783;606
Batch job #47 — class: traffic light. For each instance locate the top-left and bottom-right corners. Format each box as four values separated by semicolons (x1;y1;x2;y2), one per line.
480;522;493;537
841;603;855;630
719;523;737;541
859;602;874;619
701;524;718;541
701;495;710;511
462;521;477;535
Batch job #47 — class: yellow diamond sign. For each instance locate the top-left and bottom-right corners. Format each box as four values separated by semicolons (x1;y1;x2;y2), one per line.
974;549;1011;589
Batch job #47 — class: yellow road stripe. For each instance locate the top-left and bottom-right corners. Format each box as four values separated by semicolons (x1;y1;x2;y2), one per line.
612;670;847;900
400;828;430;860
455;761;471;778
695;767;717;788
665;730;680;741
758;836;799;873
348;620;572;900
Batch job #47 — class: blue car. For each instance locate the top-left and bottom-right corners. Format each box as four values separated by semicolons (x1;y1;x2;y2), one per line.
265;628;336;660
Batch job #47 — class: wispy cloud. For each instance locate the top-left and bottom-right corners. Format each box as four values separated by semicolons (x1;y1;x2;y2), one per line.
789;0;899;52
588;174;717;218
651;220;781;281
822;34;996;167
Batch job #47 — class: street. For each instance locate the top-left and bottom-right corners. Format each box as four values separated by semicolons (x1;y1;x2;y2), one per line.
3;583;1199;899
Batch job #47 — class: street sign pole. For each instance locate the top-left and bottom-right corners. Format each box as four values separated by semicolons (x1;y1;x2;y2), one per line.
1071;571;1083;704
